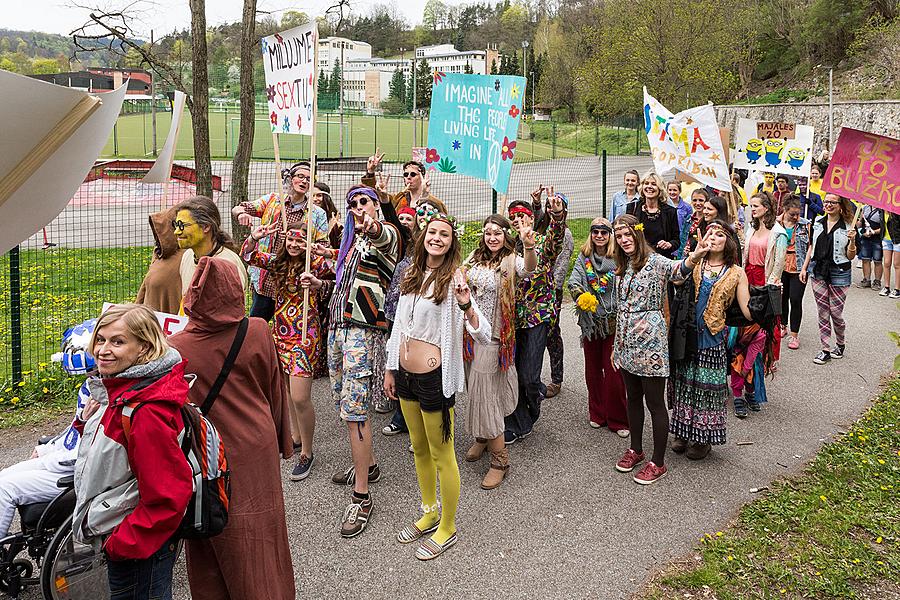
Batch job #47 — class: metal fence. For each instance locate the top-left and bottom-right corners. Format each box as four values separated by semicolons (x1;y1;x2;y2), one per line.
2;104;653;383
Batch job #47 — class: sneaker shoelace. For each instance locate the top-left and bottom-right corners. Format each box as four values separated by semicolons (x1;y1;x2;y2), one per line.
344;501;361;524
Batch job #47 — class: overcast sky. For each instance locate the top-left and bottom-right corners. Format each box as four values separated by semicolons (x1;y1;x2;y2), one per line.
5;0;439;37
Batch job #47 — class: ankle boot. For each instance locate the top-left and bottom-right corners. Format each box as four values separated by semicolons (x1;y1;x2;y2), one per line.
481;448;510;490
465;439;488;462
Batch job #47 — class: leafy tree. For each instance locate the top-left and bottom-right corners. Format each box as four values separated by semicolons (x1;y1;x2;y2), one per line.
490;58;498;74
280;10;309;29
317;70;334;110
329;59;342;111
31;57;60;74
414;57;431;110
381;96;407;114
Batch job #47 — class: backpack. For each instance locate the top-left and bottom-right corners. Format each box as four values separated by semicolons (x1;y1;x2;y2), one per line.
122;317;247;539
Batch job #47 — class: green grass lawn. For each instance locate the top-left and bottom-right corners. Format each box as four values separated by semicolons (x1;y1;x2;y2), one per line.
101;109;640;163
642;375;900;600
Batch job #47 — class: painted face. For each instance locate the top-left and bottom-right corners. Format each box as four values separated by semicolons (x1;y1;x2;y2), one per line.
823;194;841;214
702;201;719;222
590;224;610;251
691;192;706;213
763;172;775;185
173;209;207;251
92;319;149;376
285;226;307;257
398;213;415;231
624;173;639;193
706;227;728;253
291;168;311;195
423;220;453;257
508;209;534;232
483;223;506;254
667;184;680;202
614;226;635;255
641;178;659;200
750;197;768;220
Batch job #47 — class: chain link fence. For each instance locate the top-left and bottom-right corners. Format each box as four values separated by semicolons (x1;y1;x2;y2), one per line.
2;103;652;383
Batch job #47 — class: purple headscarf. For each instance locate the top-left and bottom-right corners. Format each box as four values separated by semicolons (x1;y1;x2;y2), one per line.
335;187;382;286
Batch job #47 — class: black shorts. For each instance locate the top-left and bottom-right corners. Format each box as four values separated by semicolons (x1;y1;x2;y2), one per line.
395;366;456;412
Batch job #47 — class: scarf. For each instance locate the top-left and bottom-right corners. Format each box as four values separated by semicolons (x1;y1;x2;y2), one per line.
335;187;381;286
571;253;616;341
462;253;517;371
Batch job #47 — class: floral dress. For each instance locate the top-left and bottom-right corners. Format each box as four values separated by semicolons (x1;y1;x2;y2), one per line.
613;253;685;377
242;238;332;378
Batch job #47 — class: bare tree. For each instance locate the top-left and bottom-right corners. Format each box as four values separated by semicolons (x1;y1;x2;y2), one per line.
230;0;257;219
70;2;213;196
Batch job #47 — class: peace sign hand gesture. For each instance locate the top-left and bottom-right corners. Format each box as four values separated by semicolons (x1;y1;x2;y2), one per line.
251;223;280;241
367;149;385;173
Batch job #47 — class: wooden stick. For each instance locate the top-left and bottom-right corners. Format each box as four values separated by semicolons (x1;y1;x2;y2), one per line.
0;95;101;209
301;29;320;345
272;131;286;232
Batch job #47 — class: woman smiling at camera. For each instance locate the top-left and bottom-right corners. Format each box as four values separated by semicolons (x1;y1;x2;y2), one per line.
71;303;193;600
384;211;491;560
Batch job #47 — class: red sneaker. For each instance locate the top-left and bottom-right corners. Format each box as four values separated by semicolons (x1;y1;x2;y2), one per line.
615;449;645;473
633;461;667;485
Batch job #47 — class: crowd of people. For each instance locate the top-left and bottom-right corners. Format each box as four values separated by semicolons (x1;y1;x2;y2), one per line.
1;151;885;599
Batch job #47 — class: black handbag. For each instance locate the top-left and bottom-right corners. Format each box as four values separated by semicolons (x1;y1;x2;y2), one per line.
724;284;782;329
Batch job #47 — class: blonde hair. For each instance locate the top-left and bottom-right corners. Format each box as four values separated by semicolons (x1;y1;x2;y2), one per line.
90;303;169;365
640;171;666;202
581;217;615;258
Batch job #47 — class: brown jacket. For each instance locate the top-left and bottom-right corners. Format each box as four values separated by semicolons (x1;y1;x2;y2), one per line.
361;172;443;210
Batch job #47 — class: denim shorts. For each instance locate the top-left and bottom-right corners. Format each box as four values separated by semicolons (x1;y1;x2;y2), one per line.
394;366;455;412
883;238;897;252
857;237;883;261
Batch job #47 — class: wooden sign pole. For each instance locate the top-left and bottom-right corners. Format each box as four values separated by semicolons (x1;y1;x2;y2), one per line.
272;132;288;232
301;31;320;344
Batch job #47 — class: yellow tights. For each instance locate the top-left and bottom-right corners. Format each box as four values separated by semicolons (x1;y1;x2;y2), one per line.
399;399;459;544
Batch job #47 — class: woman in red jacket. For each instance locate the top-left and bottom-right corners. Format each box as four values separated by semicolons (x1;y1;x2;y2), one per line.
73;303;193;600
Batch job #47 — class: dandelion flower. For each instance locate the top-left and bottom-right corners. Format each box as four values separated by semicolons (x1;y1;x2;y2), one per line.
11;397;20;405
819;495;828;502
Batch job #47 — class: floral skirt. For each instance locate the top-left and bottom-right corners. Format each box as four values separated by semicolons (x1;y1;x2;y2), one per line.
275;327;322;379
669;343;728;445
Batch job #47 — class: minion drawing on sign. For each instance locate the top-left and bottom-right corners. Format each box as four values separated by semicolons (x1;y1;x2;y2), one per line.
745;138;763;164
785;147;807;169
764;138;785;167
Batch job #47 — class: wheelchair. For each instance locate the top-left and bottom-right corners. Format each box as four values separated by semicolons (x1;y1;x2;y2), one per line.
0;474;108;599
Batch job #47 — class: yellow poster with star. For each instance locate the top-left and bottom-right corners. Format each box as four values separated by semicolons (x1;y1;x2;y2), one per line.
643;87;732;191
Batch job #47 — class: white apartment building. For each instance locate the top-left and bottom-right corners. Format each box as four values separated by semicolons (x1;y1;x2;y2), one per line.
318;37;372;73
415;44;499;76
343;58;413;110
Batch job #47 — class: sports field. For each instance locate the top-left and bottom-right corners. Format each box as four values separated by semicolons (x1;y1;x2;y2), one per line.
100;109;638;163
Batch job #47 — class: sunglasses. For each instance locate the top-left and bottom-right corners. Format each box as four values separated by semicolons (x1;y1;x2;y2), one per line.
171;220;195;231
348;197;370;209
403;171;420;178
590;225;611;235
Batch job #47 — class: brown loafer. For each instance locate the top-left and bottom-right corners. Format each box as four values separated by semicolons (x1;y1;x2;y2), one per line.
686;442;711;460
671;437;688;454
545;383;561;398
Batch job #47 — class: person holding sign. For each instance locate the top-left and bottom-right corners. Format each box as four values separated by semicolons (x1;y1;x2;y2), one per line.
461;215;536;489
610;215;711;484
384;212;490;560
327;185;401;538
363;152;441;211
625;172;680;260
241;221;333;482
502;193;567;445
231;161;328;321
800;194;857;365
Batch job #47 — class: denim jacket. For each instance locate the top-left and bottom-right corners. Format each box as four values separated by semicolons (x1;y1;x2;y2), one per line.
779;216;811;270
808;216;852;272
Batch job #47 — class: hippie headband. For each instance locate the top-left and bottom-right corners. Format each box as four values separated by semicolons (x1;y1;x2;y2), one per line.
508;205;533;218
281;161;311;184
398;206;416;218
590;224;612;234
422;211;465;237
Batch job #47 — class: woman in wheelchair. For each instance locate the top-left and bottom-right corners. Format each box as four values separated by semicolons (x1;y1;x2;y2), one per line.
72;304;193;600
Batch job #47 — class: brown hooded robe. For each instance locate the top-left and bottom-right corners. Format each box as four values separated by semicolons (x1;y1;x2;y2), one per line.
168;257;295;600
135;209;185;314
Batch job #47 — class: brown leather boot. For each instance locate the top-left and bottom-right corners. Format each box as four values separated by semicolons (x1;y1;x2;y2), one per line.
465;439;488;462
481;448;509;489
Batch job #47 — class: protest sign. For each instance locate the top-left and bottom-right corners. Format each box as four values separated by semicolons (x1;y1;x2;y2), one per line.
675;128;731;187
643;88;731;191
732;117;815;178
426;73;527;194
261;23;317;135
822;128;900;215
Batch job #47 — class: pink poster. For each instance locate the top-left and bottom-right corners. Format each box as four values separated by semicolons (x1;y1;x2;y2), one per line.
822;127;900;215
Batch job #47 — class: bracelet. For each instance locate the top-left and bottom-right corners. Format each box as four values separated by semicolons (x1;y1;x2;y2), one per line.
458;300;472;311
523;245;535;250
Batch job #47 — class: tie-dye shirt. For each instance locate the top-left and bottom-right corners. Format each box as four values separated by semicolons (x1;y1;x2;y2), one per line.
515;217;564;329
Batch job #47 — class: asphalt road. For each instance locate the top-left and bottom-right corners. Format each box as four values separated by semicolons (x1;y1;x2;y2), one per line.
21;156;654;250
1;281;896;599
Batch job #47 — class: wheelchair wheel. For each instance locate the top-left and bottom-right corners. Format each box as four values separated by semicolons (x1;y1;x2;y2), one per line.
39;516;108;600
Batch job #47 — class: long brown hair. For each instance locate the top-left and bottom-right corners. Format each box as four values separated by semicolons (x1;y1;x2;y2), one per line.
266;222;307;287
822;193;856;224
705;219;740;267
173;196;237;252
612;214;653;276
400;216;462;304
750;192;777;230
470;214;516;267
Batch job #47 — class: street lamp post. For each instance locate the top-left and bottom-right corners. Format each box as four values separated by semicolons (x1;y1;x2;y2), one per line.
339;40;345;158
522;40;529;113
530;70;534;117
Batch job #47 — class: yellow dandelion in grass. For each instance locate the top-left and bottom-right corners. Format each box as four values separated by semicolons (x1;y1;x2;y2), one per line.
876;537;883;544
11;397;20;405
4;387;11;393
17;381;25;387
42;387;49;394
877;561;885;566
853;559;860;564
878;459;885;465
716;531;724;537
820;495;828;502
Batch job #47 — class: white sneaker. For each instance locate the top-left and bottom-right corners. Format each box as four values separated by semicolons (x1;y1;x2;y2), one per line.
879;286;890;297
616;429;630;438
890;290;900;299
589;421;602;429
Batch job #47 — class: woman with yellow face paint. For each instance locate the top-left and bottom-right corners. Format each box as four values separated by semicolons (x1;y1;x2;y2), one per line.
173;196;248;308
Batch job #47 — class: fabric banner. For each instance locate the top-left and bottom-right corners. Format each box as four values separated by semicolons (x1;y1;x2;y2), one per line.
426;73;526;194
261;23;317;136
643;88;731;191
822;127;900;215
732;117;815;178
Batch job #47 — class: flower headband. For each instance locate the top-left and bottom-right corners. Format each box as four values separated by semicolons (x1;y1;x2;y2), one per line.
422;211;465;237
286;228;307;240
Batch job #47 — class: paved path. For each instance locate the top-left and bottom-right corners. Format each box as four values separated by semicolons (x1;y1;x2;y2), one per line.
1;283;896;599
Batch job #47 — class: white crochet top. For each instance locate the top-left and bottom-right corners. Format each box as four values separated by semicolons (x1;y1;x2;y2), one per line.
387;284;491;398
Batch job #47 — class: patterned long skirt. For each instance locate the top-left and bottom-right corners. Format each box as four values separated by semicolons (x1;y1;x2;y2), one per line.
670;342;728;445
